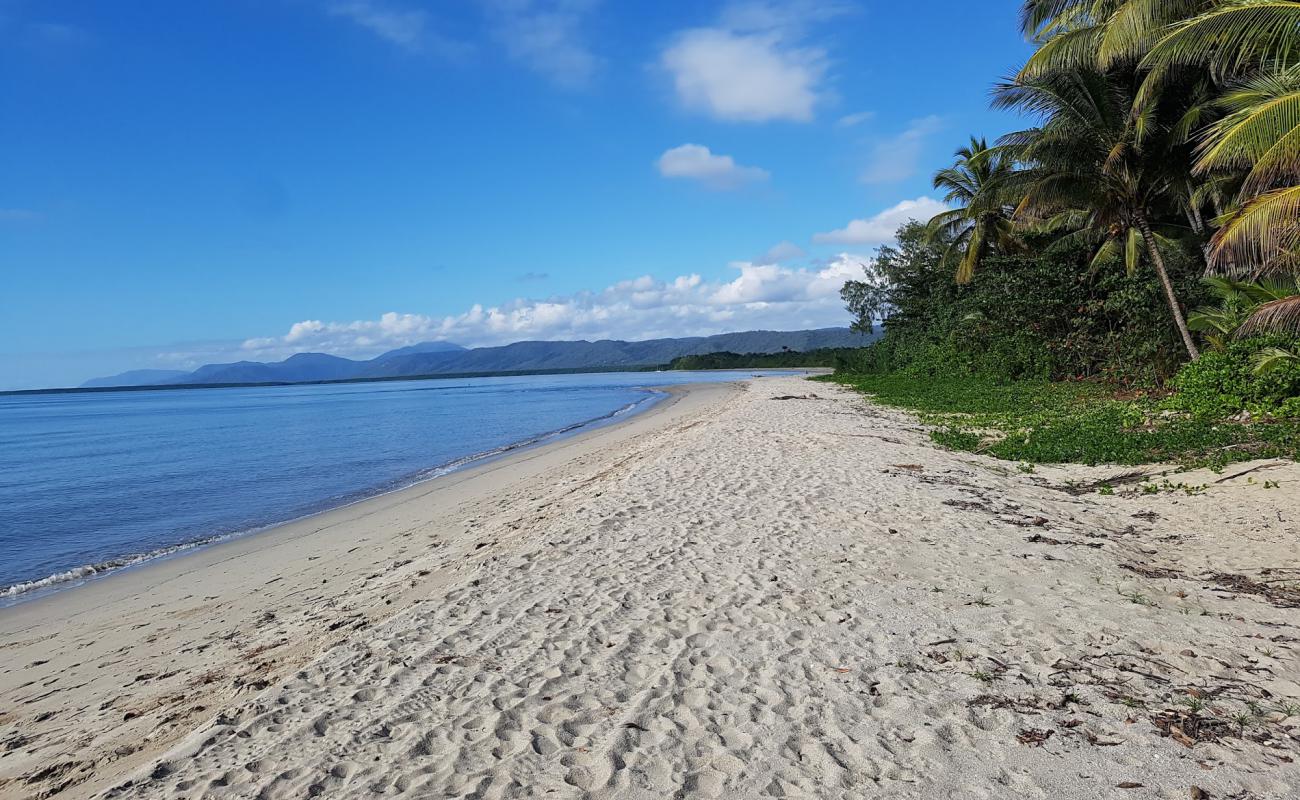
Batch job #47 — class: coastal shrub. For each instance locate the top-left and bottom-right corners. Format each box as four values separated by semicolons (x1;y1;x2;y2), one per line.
667;347;873;370
839;223;1207;385
823;371;1300;468
1167;335;1300;419
930;427;982;451
833;371;1105;416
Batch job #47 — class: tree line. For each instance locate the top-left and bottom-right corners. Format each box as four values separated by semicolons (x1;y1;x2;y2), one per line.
843;1;1300;382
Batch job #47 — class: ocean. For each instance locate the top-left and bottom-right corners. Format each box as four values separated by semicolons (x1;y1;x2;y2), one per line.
0;370;796;603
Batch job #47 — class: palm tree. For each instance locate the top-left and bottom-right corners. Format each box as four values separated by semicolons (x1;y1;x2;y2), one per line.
923;137;1021;283
1196;67;1299;267
996;69;1203;358
1017;0;1208;79
1141;1;1300;79
1018;2;1227;247
1142;1;1300;286
1196;66;1300;276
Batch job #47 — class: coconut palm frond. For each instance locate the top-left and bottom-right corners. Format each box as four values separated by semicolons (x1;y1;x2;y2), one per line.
1019;25;1106;79
1240;295;1300;336
1125;226;1142;274
1195;69;1300;192
1021;0;1107;40
1098;0;1206;67
1090;235;1124;269
1031;209;1091;234
1209;186;1300;274
956;224;986;284
1141;1;1300;78
1246;274;1300;302
1187;306;1240;334
1250;345;1300;374
1191;173;1238;209
1242;118;1300;196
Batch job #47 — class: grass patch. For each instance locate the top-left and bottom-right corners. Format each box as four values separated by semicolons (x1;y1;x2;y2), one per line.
822;372;1300;468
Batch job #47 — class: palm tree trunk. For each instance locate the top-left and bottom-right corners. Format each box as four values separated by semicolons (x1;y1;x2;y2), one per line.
1185;199;1215;275
1136;214;1200;361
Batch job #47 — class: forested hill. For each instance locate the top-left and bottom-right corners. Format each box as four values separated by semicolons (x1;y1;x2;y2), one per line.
83;328;872;388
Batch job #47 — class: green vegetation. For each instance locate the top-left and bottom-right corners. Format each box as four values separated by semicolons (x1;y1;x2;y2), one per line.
830;1;1300;467
825;372;1300;468
1168;335;1300;419
839;223;1206;385
666;347;866;371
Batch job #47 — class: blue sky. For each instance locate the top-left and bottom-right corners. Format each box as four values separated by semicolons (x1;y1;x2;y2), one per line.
0;0;1031;389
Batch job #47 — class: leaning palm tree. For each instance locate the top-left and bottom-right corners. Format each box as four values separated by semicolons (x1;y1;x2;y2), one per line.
1018;2;1227;241
996;69;1203;358
923;137;1021;283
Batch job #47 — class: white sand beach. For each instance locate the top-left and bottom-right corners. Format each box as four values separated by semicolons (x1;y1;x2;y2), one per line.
4;375;1300;799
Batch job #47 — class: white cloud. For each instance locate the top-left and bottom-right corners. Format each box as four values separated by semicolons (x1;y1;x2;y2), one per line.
658;2;845;123
484;0;600;88
328;1;470;57
754;240;805;264
656;144;769;190
860;115;944;184
238;255;871;360
813;196;948;245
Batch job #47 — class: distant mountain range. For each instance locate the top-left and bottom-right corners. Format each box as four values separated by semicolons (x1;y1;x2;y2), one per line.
82;328;872;388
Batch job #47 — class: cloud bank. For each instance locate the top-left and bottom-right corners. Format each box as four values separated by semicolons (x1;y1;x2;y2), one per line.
237;255;871;361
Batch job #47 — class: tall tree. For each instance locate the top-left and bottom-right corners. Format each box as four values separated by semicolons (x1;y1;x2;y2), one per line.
1140;0;1300;331
1142;2;1300;275
997;69;1203;358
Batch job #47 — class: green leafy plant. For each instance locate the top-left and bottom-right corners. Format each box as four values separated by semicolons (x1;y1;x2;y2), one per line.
1168;334;1300;419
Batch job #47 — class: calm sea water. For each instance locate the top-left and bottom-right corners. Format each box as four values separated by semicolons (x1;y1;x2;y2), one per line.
0;370;797;602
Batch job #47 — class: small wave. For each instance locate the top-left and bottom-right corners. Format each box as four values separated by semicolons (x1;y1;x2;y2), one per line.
1;535;224;600
0;391;664;605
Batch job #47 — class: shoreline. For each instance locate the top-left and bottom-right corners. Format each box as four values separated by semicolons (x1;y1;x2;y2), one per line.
0;381;724;622
0;387;667;607
0;380;742;799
